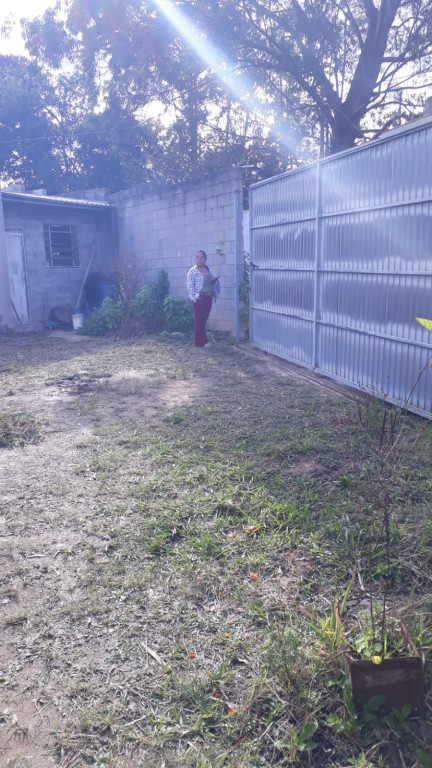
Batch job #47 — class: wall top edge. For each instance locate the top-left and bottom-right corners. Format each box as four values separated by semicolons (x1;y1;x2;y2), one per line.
109;168;243;203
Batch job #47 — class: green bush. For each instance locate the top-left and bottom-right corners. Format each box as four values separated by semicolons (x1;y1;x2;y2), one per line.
78;298;123;337
132;285;157;323
153;270;170;304
132;270;170;331
163;295;194;332
79;270;173;337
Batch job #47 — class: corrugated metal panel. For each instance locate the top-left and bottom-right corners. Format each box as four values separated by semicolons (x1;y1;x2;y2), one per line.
249;116;432;417
251;309;314;366
253;221;316;269
251;166;317;228
252;271;315;318
316;324;431;413
320;124;432;213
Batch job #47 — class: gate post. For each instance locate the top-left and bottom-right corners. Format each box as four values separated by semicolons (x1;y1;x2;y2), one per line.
234;188;241;343
312;158;322;369
248;188;254;346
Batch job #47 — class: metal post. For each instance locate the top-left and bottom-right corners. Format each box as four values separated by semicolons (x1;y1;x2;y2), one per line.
234;188;241;343
248;189;254;346
312;157;322;369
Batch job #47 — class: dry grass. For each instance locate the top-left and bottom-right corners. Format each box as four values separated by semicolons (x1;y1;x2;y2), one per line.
0;411;40;448
0;331;431;768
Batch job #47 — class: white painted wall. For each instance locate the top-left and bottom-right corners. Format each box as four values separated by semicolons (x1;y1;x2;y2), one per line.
0;193;13;329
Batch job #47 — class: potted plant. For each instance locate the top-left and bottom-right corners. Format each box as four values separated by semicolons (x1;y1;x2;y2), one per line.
336;319;432;713
336;604;424;713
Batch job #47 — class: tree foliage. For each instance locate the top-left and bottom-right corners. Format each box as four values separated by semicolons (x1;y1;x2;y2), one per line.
15;0;296;191
1;0;431;193
192;0;432;153
0;55;62;191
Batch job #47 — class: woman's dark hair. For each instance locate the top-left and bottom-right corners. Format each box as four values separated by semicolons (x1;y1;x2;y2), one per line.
197;249;207;260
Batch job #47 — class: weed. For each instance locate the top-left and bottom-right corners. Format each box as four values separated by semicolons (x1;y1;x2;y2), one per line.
79;706;115;734
0;411;40;447
263;623;301;691
79;298;123;336
163;295;194;332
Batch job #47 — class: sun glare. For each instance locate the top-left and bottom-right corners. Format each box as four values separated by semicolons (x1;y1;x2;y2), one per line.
151;0;300;156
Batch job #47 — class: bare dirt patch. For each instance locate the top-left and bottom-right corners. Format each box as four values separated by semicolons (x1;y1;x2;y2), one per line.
0;335;225;766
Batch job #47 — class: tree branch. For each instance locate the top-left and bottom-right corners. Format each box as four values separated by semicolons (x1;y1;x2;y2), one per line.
339;0;365;48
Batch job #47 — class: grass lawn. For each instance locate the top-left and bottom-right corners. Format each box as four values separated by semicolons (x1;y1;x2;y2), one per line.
0;331;431;768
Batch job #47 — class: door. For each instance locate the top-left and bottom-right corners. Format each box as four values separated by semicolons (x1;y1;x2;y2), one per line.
6;230;29;324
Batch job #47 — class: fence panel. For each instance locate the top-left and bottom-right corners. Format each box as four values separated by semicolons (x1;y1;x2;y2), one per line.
249;118;432;416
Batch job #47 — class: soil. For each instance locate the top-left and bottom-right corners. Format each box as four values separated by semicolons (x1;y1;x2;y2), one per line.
2;330;412;767
0;332;210;767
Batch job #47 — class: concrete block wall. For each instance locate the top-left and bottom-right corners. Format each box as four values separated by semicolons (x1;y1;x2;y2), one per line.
2;200;115;327
109;168;244;332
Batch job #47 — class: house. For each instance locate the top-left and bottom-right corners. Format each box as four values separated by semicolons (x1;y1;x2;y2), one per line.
0;168;243;333
0;186;115;329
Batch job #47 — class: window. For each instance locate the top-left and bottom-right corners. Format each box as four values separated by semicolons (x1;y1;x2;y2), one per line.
44;224;80;268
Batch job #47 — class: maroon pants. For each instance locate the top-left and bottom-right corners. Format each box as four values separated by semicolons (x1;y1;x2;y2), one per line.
193;295;213;346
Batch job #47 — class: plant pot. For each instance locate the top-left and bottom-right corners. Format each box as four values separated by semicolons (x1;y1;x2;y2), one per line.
336;608;424;713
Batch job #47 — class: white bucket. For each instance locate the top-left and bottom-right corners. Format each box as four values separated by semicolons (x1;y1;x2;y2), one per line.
72;314;84;330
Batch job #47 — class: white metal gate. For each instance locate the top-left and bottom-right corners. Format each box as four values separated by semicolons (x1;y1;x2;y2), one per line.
249;116;432;417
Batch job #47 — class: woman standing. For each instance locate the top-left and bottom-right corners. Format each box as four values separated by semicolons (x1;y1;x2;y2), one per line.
187;250;220;347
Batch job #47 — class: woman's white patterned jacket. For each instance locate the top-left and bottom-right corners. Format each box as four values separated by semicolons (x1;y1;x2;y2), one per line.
186;266;220;303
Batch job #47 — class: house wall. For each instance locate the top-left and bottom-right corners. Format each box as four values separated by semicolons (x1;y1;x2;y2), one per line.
109;168;244;332
2;200;115;328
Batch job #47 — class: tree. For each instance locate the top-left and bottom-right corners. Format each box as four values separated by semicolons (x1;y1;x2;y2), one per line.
22;0;221;174
192;0;432;154
71;104;160;190
4;0;432;193
0;55;64;190
21;0;298;188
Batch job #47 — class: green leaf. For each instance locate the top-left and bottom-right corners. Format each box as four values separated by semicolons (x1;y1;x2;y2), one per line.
299;719;318;741
363;695;386;714
298;740;318;752
416;748;432;767
362;712;377;723
275;739;291;750
416;317;432;333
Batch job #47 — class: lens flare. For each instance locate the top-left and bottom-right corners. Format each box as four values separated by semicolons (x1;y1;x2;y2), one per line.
152;0;300;155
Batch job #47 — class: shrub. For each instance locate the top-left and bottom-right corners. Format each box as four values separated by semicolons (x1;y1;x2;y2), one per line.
163;295;194;332
239;252;250;340
132;285;158;325
79;270;172;337
132;270;170;331
153;270;170;304
78;298;123;337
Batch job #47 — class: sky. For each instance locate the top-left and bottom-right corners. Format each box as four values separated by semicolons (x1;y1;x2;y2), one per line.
0;0;57;55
